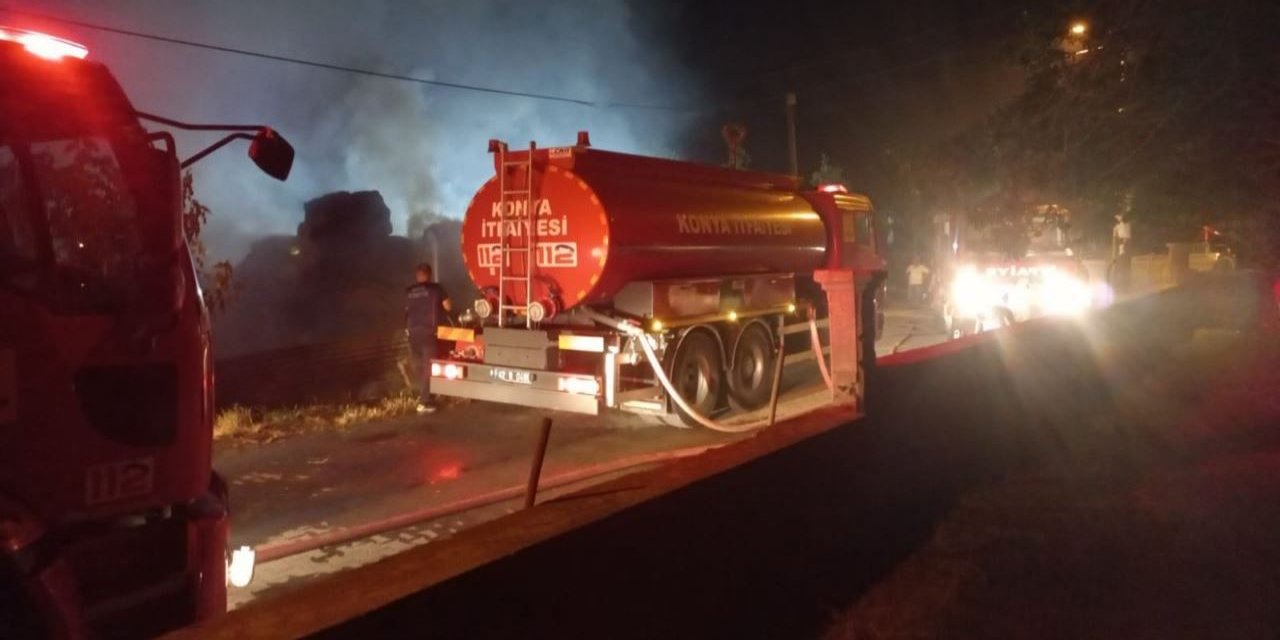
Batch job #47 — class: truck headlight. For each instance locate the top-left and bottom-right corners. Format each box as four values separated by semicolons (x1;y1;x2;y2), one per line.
1039;270;1091;316
952;266;996;316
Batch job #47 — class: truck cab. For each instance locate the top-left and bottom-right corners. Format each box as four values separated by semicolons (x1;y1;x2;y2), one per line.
0;28;290;638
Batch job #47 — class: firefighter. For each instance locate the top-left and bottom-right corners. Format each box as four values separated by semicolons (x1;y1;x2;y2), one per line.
406;263;452;413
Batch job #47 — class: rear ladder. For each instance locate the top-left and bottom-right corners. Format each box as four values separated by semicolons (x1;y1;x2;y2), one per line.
495;141;537;329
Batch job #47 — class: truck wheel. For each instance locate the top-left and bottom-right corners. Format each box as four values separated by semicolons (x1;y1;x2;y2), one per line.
669;330;725;427
996;307;1015;328
728;323;775;411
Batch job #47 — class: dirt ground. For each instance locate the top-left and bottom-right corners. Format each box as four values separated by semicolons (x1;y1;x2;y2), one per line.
827;328;1280;639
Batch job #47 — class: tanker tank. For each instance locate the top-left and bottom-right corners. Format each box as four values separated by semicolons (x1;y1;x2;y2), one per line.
460;145;830;315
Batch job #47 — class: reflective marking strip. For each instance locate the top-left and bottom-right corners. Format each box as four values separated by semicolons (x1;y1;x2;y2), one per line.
558;334;606;353
589;273;600;285
604;350;618;407
437;327;475;342
578;289;587;298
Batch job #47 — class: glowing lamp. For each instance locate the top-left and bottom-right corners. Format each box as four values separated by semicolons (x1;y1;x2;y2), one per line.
558;376;600;396
226;546;256;588
0;27;89;60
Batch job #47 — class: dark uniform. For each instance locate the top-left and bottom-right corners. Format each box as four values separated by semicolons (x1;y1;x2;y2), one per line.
406;281;448;404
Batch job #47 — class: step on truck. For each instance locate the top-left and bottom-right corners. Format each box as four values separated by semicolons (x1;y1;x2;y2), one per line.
430;134;885;428
0;28;292;638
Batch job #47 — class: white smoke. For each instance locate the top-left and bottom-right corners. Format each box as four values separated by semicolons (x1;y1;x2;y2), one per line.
15;0;704;260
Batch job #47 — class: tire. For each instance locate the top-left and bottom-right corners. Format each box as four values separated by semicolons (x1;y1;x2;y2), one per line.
667;330;725;428
728;322;776;411
949;316;979;340
995;307;1015;328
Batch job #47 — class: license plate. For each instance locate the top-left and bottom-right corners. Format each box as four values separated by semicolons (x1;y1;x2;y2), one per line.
489;367;536;385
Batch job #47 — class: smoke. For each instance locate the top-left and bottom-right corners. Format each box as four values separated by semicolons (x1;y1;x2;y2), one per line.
319;70;442;228
13;0;703;261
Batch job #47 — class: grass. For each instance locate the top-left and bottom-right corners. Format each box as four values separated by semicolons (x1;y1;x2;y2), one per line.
214;393;420;444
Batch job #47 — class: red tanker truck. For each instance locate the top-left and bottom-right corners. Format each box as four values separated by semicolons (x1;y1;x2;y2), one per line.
1;27;291;637
430;134;885;427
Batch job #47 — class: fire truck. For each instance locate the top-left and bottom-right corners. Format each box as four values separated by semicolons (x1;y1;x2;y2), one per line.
430;135;885;428
938;208;1094;338
0;28;292;637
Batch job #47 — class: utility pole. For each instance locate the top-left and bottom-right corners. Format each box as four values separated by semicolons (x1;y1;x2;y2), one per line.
785;92;799;177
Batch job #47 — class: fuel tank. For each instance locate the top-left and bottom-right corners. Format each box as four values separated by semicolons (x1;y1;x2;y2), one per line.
461;144;830;314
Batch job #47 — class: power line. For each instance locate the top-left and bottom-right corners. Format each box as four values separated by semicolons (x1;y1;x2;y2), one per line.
1;6;609;108
0;5;1031;118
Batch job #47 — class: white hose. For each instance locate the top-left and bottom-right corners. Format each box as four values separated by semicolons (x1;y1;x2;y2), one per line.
632;330;766;433
583;309;779;434
808;311;834;392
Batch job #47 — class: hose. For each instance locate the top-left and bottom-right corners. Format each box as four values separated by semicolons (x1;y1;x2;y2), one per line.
807;309;833;392
252;443;721;565
582;308;812;434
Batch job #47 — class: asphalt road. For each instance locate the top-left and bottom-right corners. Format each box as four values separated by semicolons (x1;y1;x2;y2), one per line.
216;308;947;607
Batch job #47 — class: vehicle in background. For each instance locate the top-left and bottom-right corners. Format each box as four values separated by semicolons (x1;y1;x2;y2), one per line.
0;27;292;638
429;135;886;428
937;207;1093;339
1188;225;1236;273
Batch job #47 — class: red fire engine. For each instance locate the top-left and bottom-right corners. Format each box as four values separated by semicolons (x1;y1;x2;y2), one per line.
0;28;292;637
431;135;885;427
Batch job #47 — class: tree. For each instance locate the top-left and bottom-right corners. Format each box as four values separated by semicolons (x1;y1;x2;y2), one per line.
810;153;847;186
900;0;1280;266
181;171;239;314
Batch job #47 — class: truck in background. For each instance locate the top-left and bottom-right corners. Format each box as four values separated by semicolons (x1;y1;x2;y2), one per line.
0;27;292;638
430;135;886;428
937;207;1095;338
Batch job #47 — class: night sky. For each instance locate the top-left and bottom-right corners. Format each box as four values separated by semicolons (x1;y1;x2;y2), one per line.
663;0;1025;191
4;0;1025;256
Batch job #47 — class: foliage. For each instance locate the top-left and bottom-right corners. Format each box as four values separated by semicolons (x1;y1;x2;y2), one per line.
898;0;1280;267
182;171;240;314
810;153;847;186
213;393;419;443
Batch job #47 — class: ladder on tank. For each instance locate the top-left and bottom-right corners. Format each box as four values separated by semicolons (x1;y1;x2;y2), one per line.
495;141;536;329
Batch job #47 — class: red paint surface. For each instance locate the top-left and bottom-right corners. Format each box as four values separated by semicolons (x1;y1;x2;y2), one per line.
462;146;830;311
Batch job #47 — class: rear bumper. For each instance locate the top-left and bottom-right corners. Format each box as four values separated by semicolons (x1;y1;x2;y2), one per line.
431;360;600;415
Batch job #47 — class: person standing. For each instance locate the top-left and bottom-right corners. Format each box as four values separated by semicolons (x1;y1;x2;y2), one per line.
1112;214;1132;259
905;257;931;306
406;263;451;414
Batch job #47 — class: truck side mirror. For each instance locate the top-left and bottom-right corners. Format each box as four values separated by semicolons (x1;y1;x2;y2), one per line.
248;128;294;181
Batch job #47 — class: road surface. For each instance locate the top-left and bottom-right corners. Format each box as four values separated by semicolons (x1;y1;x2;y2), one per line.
217;308;946;607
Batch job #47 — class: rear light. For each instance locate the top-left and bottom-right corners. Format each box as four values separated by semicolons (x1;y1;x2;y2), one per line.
558;376;600;396
432;363;465;380
0;27;89;60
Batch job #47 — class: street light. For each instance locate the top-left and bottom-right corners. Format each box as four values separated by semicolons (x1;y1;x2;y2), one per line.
1070;22;1088;36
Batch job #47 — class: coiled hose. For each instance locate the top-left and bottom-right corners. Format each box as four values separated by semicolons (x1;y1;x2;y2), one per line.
583;309;833;434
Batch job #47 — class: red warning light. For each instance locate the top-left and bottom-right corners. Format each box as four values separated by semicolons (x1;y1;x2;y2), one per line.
0;27;89;60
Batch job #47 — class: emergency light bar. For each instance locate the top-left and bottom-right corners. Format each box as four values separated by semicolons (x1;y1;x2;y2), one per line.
0;27;88;60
